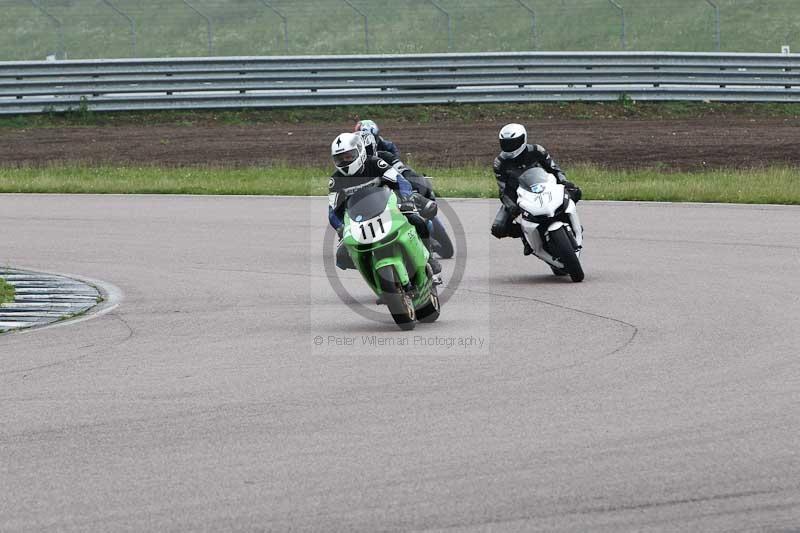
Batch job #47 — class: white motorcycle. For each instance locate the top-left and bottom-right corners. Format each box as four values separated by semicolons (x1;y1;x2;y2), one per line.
514;167;584;282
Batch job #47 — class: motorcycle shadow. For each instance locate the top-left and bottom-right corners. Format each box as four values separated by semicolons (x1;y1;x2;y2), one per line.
330;318;444;335
496;273;584;285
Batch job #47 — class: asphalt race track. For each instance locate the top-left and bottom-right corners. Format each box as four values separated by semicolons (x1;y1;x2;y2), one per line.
1;195;799;532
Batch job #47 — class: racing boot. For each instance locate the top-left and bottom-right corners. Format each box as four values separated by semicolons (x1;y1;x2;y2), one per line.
423;238;442;274
336;239;355;270
423;238;443;285
521;236;533;256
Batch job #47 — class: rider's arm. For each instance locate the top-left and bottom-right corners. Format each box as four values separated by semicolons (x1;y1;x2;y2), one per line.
533;144;568;183
381;139;400;159
328;194;344;231
328;175;346;231
493;157;508;199
379;162;413;198
532;145;581;201
377;150;410;175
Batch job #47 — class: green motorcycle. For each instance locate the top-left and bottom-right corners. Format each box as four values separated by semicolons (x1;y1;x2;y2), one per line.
341;180;441;330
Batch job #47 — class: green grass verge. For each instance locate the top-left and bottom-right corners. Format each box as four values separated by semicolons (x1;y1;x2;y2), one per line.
2;0;798;60
3;101;800;129
0;164;798;204
0;278;14;306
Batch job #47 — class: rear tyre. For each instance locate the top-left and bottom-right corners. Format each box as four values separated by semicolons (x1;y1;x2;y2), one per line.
430;217;454;259
548;227;584;283
377;266;416;330
417;284;441;323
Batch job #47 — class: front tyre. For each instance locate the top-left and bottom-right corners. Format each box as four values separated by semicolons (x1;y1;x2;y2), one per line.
377;266;417;330
430;216;454;259
548;227;584;283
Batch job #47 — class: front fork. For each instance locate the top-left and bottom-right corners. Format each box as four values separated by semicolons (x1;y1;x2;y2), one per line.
520;203;583;267
566;205;583;250
521;221;562;268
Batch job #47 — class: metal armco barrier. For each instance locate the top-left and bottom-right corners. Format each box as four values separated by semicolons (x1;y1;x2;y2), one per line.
1;52;799;114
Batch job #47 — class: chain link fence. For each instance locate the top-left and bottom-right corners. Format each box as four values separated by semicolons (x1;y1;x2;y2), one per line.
1;0;798;61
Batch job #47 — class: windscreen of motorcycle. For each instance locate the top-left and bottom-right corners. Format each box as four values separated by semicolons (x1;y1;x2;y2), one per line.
346;185;391;221
517;168;564;217
347;186;394;245
518;167;556;190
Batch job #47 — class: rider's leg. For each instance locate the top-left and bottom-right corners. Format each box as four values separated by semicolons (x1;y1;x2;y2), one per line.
406;215;441;275
492;205;532;255
336;240;355;270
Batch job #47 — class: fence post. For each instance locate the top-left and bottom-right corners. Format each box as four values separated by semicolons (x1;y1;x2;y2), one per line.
102;0;137;57
514;0;538;50
606;0;627;50
341;0;368;52
704;0;721;51
181;0;214;56
29;0;65;59
258;0;289;53
426;0;452;51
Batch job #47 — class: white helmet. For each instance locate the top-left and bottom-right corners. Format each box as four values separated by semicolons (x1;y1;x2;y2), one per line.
358;130;378;156
499;123;528;158
331;132;367;176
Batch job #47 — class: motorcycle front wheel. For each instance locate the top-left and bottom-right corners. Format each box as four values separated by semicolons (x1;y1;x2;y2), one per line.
548;227;584;282
377;265;417;330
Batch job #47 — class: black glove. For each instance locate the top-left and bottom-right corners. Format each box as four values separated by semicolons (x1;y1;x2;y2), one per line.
500;194;517;211
398;196;416;213
336;225;344;239
567;186;582;203
411;192;437;219
399;196;426;226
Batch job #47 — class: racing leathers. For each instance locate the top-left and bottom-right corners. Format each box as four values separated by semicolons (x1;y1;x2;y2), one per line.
328;156;440;274
376;137;400;159
372;150;435;200
491;143;581;241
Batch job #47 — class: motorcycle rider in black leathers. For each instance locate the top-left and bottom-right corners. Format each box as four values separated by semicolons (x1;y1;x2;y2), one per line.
358;130;436;201
491;123;582;255
328;132;441;275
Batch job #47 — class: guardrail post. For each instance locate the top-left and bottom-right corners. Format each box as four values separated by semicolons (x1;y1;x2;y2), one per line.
102;0;137;57
258;0;289;53
182;0;214;56
30;0;65;59
426;0;452;51
514;0;538;50
606;0;627;50
704;0;721;51
341;0;368;52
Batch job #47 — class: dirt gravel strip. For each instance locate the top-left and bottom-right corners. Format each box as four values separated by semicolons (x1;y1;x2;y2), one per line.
0;268;102;333
1;117;799;170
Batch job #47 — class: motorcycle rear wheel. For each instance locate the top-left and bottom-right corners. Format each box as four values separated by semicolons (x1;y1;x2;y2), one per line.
417;283;441;323
431;217;454;259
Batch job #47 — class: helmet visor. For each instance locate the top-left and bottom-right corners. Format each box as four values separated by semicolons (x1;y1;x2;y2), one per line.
333;148;359;168
500;136;525;154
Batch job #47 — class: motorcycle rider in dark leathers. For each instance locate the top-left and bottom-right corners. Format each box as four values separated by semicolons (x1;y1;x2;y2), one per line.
358;130;436;201
328;132;441;276
491;123;582;255
354;119;401;159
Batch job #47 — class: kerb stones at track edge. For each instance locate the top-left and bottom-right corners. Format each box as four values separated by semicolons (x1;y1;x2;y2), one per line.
0;268;103;334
